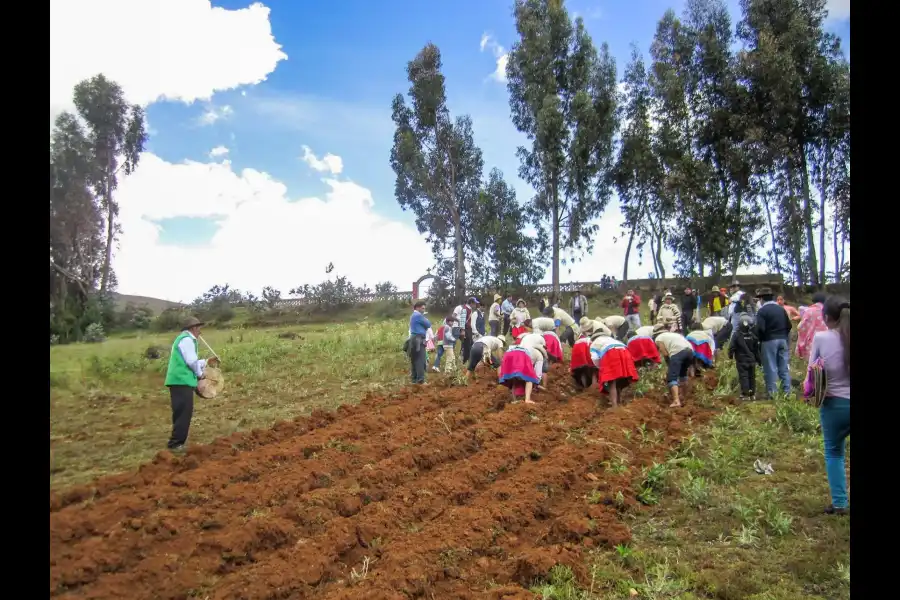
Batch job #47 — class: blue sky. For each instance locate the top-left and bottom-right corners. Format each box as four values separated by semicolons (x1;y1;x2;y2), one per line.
50;0;850;301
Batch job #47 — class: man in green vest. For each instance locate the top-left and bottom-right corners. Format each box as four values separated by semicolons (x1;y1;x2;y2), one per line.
164;316;219;452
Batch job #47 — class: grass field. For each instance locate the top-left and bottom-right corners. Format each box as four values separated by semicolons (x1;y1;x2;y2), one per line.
49;307;849;599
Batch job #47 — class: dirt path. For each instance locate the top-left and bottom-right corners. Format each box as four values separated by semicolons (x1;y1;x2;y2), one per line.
50;365;718;599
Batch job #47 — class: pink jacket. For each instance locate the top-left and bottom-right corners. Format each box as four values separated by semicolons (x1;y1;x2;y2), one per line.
796;303;827;359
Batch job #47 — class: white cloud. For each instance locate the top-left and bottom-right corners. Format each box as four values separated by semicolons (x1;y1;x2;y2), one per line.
113;154;432;302
199;104;234;126
50;0;287;121
826;0;850;21
300;146;344;175
479;33;509;83
208;145;229;159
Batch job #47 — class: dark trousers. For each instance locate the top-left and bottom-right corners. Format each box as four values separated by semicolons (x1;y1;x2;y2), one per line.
736;362;756;396
168;385;195;448
461;334;473;362
502;314;511;336
573;309;583;324
489;320;500;336
409;334;426;383
715;322;733;349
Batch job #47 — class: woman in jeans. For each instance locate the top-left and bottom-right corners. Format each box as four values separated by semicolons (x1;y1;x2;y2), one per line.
810;295;851;515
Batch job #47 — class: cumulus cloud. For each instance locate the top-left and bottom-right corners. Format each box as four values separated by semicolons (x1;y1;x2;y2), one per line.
300;146;344;175
50;0;287;121
479;33;509;83
114;155;432;302
199;104;234;126
208;145;230;159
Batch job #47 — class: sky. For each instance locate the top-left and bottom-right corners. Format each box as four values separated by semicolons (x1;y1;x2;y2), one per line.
49;0;851;303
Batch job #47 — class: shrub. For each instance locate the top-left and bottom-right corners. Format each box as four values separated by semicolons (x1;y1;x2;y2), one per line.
153;308;190;332
83;322;106;343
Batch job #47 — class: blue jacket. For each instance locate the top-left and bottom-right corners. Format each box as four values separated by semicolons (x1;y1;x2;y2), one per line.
409;311;431;336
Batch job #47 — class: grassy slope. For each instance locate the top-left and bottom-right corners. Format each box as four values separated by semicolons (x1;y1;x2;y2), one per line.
114;293;184;313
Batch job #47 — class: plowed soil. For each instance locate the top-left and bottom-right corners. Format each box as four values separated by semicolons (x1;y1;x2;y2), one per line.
50;364;720;599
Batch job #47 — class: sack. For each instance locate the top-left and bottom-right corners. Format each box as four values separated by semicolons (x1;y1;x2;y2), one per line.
197;366;225;399
803;358;828;408
402;337;410;354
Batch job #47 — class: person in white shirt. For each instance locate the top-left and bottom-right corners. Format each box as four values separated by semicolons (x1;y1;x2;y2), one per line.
603;314;629;340
700;315;731;355
652;324;694;408
518;332;549;384
551;306;580;346
581;316;612;337
511;300;531;338
488;294;503;336
589;333;639;408
464;335;506;379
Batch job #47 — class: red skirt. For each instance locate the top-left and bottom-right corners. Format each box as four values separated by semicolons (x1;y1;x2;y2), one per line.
595;347;640;387
511;325;528;339
543;333;563;362
570;341;593;372
627;336;661;364
499;348;541;396
689;339;714;367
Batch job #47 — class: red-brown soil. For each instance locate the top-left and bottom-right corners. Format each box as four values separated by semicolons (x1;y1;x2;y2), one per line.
50;365;719;599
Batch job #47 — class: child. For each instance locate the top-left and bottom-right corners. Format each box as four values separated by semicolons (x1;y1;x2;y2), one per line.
652;324;694;408
590;333;640;408
627;325;662;368
511;300;531;339
441;316;459;373
431;320;445;372
499;344;546;404
570;321;597;390
425;325;436;369
728;315;762;400
464;334;506;380
686;323;715;377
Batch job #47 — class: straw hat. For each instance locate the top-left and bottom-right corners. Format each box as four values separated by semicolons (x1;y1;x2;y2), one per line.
516;299;527;307
497;334;507;344
580;320;595;335
196;366;225;399
182;316;205;330
494;293;502;302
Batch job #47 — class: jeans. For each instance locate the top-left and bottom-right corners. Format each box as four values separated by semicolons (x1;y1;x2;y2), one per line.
489;320;500;336
761;338;791;396
625;314;641;333
502;314;511;336
432;345;445;369
819;397;851;508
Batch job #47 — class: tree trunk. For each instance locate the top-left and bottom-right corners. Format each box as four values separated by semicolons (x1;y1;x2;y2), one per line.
100;158;114;295
655;228;665;279
761;178;781;274
832;208;841;283
729;189;743;277
551;184;560;303
622;220;637;285
799;152;820;287
453;220;465;303
818;145;830;286
649;234;660;278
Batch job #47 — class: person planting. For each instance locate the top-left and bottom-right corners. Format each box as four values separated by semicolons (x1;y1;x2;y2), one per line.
532;314;563;363
809;296;851;515
518;331;550;386
551;306;580;346
728;314;761;400
627;324;661;368
589;332;639;408
164;317;220;452
686;323;715;376
702;315;731;353
464;334;506;380
498;344;546;404
652;324;694;408
570;321;597;390
580;316;612;337
603;314;629;340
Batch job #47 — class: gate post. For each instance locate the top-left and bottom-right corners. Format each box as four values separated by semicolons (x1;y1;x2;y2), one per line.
412;282;419;300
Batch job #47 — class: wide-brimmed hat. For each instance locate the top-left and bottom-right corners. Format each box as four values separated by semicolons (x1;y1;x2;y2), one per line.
663;292;674;299
580;320;595;335
710;285;721;293
755;287;774;298
494;293;502;302
516;299;527;307
182;316;205;330
497;334;506;344
730;279;740;288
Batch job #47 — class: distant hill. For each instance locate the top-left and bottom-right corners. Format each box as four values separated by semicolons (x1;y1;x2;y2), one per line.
114;293;184;314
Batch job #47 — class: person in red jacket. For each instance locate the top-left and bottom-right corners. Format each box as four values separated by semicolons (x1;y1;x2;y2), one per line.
621;289;642;334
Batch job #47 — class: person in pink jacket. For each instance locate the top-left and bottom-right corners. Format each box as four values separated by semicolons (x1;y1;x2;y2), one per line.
796;292;828;359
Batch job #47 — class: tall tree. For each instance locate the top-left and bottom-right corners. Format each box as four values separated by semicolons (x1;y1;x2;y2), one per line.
390;44;485;302
73;74;147;294
507;0;619;300
470;169;545;290
615;45;663;283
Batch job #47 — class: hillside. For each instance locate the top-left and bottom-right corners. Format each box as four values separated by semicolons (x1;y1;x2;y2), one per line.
113;293;184;314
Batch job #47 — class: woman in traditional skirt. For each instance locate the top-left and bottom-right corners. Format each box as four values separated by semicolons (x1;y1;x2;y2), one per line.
510;299;531;339
590;333;640;408
686;324;715;377
498;344;546;404
570;321;597;389
627;325;661;367
532;315;564;364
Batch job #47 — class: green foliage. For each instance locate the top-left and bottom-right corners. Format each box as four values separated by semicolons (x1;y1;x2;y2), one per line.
153;307;191;332
83;322;106;344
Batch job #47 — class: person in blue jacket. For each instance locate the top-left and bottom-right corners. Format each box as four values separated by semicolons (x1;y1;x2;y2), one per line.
408;301;431;384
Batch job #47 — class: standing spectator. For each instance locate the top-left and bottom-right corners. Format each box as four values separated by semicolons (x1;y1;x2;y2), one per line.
754;287;793;398
164;317;219;452
488;294;503;336
431;318;446;372
408;301;431;384
441;315;459;372
797;292;828;359
810;296;851;515
649;290;662;324
728;314;762;400
511;299;531;339
681;287;698;331
569;288;589;323
656;292;682;332
777;295;801;322
462;297;478;361
707;286;728;317
621;288;642;333
501;294;515;336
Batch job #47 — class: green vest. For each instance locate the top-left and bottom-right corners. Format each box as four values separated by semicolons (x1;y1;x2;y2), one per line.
165;331;199;388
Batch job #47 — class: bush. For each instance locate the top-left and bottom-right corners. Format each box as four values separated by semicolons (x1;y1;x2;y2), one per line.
153;307;190;332
83;322;106;343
